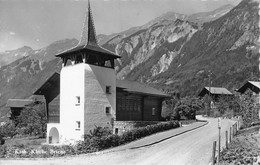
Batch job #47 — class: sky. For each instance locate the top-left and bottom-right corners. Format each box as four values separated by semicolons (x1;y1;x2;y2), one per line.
0;0;241;52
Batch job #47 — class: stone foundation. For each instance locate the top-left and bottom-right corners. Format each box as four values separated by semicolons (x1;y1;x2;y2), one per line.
113;121;161;135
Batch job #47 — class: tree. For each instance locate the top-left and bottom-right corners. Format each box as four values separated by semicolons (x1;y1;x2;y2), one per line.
201;94;213;116
216;95;240;117
237;90;260;128
162;98;178;120
16;101;47;137
171;96;204;120
0;121;17;138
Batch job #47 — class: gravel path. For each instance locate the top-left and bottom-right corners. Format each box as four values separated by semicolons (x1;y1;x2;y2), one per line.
1;116;236;165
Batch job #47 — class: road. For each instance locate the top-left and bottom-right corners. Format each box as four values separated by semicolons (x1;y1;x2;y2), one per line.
1;116;236;165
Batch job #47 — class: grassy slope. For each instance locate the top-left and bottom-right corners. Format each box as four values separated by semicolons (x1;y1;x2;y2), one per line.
220;126;260;165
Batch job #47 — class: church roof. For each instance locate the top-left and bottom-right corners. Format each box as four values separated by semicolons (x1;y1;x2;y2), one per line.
56;1;120;59
33;73;169;99
116;79;170;98
33;72;60;103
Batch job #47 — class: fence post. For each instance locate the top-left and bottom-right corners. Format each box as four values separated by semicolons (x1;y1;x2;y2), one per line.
230;127;232;141
232;125;236;137
225;130;228;149
212;141;217;165
235;124;237;135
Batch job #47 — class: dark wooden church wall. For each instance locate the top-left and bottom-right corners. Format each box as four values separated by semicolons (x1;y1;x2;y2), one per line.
116;93;142;121
143;96;161;121
48;95;60;123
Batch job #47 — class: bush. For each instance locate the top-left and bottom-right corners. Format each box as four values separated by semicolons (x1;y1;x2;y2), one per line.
85;126;112;139
0;146;6;158
171;97;203;120
0;121;17;138
119;121;179;145
0;135;5;145
16;101;47;137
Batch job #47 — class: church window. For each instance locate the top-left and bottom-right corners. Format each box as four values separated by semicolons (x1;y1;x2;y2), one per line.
76;121;80;130
115;128;119;135
152;108;156;116
105;107;111;114
76;96;80;106
106;86;111;94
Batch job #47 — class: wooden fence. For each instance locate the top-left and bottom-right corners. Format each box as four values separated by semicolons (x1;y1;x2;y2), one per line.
211;117;241;165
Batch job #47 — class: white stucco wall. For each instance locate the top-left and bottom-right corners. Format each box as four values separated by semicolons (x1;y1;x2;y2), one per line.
59;64;85;143
59;63;116;144
84;64;116;135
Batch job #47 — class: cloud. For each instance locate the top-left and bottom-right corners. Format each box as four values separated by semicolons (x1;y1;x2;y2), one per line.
9;31;15;35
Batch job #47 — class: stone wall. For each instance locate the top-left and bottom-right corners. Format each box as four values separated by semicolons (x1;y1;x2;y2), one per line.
113;121;161;135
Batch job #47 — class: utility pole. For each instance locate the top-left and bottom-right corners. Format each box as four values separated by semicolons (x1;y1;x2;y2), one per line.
208;71;212;116
217;117;221;165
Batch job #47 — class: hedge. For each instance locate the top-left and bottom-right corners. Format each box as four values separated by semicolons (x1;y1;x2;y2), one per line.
0;120;179;158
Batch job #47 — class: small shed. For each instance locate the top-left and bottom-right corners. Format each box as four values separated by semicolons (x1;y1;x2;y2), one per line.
6;99;33;121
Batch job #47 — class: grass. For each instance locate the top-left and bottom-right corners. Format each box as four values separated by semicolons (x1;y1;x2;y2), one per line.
4;136;45;149
220;126;260;165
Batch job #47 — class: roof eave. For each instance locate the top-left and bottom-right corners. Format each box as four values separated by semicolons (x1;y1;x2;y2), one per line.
118;89;170;98
55;47;121;59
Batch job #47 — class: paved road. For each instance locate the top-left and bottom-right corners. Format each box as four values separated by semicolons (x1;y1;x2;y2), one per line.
1;116;236;165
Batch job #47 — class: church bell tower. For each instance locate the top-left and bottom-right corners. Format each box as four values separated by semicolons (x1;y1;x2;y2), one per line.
55;1;120;143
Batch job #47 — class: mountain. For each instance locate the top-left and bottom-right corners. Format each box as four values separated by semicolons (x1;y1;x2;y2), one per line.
0;46;34;68
187;4;234;24
103;18;199;80
102;0;259;96
97;5;234;46
0;39;78;122
0;1;258;122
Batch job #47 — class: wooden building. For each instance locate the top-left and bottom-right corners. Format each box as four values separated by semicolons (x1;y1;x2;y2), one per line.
237;81;260;103
6;99;33;123
198;87;233;101
33;72;168;124
236;81;260;95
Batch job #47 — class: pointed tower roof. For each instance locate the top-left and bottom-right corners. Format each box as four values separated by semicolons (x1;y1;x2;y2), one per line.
56;1;120;58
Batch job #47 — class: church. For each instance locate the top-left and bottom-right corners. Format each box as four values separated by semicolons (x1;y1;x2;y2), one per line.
7;1;169;144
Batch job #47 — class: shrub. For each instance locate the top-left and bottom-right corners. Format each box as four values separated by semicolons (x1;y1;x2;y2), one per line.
0;121;17;138
171;97;203;120
85;126;112;139
16;101;47;137
101;134;121;148
0;135;5;145
120;121;179;145
0;146;6;158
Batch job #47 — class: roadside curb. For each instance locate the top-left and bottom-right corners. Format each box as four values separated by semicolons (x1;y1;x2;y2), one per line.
129;120;209;150
95;120;209;155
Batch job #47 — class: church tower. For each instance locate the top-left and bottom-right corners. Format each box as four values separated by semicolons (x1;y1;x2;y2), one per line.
55;1;120;143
